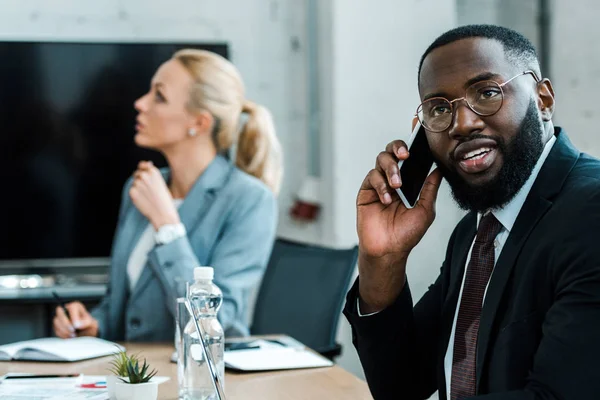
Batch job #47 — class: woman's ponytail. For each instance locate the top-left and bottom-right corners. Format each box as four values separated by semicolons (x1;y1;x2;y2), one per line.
236;100;283;195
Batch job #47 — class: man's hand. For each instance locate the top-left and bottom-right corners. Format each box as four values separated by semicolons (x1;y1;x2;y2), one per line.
357;136;442;313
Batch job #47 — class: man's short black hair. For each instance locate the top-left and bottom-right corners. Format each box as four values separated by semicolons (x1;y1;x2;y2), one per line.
418;24;540;86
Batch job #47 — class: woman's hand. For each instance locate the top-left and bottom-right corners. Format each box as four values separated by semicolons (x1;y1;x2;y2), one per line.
129;161;181;230
53;301;99;338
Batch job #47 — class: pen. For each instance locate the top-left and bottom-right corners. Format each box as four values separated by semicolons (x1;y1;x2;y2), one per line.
4;373;81;379
79;381;107;389
52;290;79;333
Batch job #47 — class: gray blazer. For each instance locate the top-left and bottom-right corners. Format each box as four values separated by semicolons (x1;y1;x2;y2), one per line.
91;155;277;342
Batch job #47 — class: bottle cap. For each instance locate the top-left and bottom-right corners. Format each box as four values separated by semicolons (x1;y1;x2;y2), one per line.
194;266;214;281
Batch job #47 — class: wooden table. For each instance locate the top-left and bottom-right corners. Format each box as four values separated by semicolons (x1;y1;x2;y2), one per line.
0;342;373;399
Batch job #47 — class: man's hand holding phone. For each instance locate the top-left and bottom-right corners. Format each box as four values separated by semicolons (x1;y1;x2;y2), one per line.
356;119;443;314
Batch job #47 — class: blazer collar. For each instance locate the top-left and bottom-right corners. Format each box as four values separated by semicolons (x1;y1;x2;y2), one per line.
475;127;580;390
162;154;231;193
129;155;233;297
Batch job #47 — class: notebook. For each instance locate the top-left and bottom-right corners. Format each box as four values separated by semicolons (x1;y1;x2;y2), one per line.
224;338;333;372
0;337;124;362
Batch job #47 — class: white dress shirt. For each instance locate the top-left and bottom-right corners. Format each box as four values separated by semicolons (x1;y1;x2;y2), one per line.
358;135;557;399
126;199;183;291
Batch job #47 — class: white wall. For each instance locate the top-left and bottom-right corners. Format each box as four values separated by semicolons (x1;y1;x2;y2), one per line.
457;0;499;25
456;0;540;50
551;0;600;158
316;0;460;387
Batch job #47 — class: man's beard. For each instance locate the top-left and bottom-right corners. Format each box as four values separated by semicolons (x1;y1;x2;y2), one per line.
436;100;545;213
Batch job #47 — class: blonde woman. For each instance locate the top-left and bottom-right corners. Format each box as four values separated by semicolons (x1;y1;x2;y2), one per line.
53;49;282;341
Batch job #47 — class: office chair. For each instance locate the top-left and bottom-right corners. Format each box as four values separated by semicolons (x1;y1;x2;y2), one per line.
251;238;358;360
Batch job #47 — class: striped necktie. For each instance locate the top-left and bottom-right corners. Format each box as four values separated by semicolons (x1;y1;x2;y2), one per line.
450;213;502;399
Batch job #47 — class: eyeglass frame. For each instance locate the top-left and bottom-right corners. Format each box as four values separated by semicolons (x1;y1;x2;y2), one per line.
415;70;541;132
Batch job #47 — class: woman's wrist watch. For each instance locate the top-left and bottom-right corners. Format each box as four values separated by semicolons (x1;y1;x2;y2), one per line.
154;223;186;245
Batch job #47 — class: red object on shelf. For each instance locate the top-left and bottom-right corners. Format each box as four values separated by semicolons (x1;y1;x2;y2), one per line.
289;176;321;222
290;200;320;221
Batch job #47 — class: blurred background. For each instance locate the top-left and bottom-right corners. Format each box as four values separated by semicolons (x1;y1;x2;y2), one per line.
0;1;596;398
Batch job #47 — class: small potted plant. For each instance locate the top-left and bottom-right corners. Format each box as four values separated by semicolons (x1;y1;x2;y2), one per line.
107;349;137;400
114;357;158;400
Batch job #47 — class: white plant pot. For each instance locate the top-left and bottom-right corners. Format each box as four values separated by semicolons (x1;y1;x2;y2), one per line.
106;375;124;400
114;381;158;400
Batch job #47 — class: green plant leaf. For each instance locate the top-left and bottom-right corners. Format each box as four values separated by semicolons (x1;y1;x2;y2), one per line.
144;368;158;383
126;362;138;384
107;350;131;377
140;364;148;378
115;353;157;384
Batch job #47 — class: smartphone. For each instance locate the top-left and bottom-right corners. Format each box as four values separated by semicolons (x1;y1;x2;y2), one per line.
395;121;435;208
224;341;260;352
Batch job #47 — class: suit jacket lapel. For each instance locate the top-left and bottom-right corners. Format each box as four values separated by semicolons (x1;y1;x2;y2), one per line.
475;195;551;388
131;155;232;298
475;128;580;390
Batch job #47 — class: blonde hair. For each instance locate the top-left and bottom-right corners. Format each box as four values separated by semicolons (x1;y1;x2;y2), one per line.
173;49;283;194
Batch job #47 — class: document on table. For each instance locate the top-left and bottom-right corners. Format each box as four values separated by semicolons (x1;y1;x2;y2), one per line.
0;375;108;400
224;338;333;372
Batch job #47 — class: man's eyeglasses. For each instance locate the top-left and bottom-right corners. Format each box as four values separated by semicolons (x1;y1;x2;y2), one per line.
416;71;541;133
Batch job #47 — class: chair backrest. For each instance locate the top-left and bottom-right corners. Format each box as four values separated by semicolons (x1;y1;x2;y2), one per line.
251;238;358;353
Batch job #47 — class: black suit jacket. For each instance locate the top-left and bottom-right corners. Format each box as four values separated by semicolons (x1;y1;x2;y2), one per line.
344;128;600;400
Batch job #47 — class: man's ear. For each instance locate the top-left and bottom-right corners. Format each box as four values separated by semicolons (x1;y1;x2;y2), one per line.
537;78;555;122
411;116;419;130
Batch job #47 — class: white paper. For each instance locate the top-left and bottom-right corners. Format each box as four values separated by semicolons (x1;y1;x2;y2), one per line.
0;375;170;400
0;375;107;400
224;347;333;371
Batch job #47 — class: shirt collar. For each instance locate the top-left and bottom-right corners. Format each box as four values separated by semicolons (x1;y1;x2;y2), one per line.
477;134;557;232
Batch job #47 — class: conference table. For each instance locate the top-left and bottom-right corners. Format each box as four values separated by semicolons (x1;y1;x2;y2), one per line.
0;341;373;399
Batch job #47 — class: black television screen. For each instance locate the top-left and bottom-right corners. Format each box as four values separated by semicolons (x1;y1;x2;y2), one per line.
0;41;228;263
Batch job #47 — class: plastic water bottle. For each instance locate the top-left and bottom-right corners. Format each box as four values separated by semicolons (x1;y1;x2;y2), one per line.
179;267;225;400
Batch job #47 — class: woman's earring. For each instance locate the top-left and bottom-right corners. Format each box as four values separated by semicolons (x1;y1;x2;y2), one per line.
188;128;197;137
